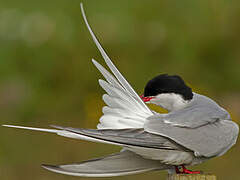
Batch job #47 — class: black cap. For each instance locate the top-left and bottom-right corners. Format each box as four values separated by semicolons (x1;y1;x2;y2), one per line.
144;74;193;100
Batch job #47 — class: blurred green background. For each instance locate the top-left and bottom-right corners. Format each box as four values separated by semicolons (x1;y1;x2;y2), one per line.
0;0;240;179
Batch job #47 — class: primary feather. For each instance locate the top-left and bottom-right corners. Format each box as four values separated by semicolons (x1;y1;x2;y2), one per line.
42;150;170;177
80;5;154;128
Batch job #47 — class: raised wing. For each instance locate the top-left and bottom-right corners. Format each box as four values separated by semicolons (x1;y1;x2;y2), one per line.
144;115;239;157
80;3;153;129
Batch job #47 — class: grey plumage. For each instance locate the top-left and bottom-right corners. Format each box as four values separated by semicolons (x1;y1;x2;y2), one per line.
51;125;185;151
2;2;239;177
42;150;171;177
145;93;239;157
156;93;231;128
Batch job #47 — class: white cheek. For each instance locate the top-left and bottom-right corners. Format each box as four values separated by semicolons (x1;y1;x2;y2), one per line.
149;98;170;109
147;93;190;111
149;98;160;104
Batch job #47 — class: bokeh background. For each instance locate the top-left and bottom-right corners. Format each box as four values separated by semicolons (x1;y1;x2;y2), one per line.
0;0;240;179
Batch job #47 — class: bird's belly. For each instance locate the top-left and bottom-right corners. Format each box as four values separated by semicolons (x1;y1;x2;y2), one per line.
125;146;195;166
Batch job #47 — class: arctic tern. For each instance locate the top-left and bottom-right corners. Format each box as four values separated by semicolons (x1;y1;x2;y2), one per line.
3;3;239;177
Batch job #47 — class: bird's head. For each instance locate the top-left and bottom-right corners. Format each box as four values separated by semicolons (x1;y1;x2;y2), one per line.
141;74;193;111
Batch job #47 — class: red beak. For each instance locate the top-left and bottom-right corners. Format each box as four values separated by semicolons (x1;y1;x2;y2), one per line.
140;95;154;102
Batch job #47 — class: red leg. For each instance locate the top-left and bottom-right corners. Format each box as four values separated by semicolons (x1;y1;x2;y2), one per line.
181;165;201;174
175;166;181;174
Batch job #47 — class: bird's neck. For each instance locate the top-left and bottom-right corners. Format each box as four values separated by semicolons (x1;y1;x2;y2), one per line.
150;93;192;112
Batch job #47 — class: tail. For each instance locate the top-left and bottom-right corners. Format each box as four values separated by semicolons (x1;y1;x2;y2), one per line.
2;125;123;146
3;125;172;176
42;150;171;177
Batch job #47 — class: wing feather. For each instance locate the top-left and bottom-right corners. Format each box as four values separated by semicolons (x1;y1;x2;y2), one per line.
92;59;124;91
2;125;123;146
42;150;168;177
80;4;153;129
99;80;147;115
80;4;152;114
52;125;185;151
144;116;239;157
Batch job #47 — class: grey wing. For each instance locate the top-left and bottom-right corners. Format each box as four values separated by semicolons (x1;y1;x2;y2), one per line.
4;124;194;164
52;125;188;151
159;102;230;128
42;150;170;177
52;125;196;165
80;4;153;129
145;114;239;157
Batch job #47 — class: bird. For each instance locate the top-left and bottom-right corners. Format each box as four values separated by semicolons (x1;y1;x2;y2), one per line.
3;3;239;177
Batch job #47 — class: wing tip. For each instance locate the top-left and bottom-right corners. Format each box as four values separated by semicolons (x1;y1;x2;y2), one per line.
42;164;66;175
92;58;97;64
42;163;56;169
2;124;26;129
92;58;102;68
80;2;84;12
2;124;11;128
98;79;107;85
2;124;60;133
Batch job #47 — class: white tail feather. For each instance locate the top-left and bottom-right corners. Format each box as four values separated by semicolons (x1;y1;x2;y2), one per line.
2;125;123;146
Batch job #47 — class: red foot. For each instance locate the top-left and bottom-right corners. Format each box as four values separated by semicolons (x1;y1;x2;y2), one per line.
175;166;201;174
182;166;201;174
175;166;181;174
